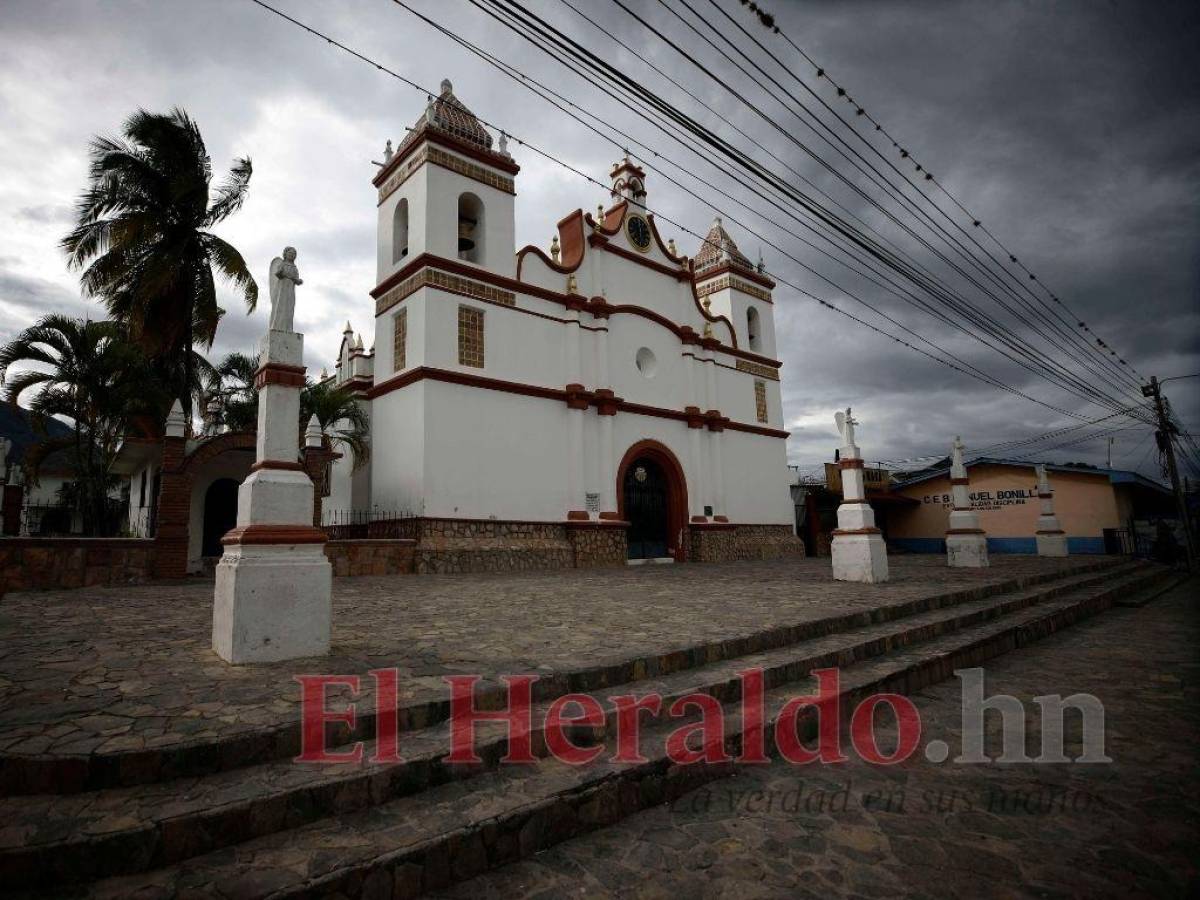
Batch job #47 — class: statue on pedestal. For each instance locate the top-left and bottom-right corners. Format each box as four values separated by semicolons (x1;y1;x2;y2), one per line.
834;407;857;449
268;247;303;332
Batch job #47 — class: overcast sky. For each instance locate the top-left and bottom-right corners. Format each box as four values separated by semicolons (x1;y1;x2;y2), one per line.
1;0;1197;480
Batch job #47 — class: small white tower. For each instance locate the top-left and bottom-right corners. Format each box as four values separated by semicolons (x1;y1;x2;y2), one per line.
610;153;647;206
371;78;519;283
693;217;778;358
944;437;989;567
1035;465;1069;556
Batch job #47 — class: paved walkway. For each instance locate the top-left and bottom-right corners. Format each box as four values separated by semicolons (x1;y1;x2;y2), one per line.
0;557;1107;760
439;580;1200;899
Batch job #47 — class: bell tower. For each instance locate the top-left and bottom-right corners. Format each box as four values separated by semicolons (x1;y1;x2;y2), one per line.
610;153;647;206
372;78;520;283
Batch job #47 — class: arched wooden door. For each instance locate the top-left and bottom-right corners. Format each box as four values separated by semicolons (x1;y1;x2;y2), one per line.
624;457;671;559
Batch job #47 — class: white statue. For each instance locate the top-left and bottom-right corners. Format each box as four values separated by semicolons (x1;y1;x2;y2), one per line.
268;247;302;332
834;407;858;448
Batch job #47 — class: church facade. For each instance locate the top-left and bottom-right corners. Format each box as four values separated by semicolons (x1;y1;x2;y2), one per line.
322;80;801;568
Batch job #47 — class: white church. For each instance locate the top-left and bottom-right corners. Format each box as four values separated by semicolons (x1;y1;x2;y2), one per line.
119;80;803;572
333;78;800;562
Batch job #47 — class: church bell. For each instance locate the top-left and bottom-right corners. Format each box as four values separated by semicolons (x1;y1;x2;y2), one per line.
457;214;477;253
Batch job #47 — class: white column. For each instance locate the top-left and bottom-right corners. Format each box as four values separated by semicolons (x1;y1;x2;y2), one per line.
1035;465;1068;556
830;410;889;583
945;436;989;567
213;325;332;664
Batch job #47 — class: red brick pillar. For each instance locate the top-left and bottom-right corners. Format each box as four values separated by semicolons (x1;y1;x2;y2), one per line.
152;402;191;579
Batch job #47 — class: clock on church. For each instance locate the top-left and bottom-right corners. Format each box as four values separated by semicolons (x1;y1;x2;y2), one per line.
625;213;652;252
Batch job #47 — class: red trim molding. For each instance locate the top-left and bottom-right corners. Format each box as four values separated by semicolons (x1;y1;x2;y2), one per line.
950;477;970;486
250;459;306;473
372;128;519;189
832;527;882;536
946;528;986;535
367;367;789;438
839;458;866;470
222;524;328;545
370;253;782;369
254;363;306;390
694;261;776;290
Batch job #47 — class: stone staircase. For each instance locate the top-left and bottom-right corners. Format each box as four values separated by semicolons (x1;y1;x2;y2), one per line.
0;558;1179;898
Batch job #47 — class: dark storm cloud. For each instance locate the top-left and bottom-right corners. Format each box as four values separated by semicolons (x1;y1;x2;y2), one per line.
0;0;1196;478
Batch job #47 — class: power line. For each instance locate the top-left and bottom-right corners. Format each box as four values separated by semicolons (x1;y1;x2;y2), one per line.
392;0;1117;422
465;0;1156;422
244;0;1155;440
628;0;1149;409
733;0;1148;388
242;0;1071;411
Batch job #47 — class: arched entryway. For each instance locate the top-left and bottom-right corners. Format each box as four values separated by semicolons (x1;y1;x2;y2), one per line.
201;478;239;558
617;440;688;562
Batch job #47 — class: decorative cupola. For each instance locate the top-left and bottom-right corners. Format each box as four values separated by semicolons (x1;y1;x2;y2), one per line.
371;77;520;285
694;216;755;276
693;217;777;357
610;153;647;205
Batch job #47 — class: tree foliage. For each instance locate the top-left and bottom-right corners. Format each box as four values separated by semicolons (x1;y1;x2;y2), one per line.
60;108;256;416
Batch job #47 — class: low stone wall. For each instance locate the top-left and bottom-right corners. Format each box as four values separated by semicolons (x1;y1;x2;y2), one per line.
324;539;416;577
567;521;629;568
0;538;156;596
689;523;805;564
412;518;575;574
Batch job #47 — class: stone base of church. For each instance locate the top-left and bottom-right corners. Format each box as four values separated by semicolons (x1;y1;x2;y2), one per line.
387;518;803;573
567;520;630;568
688;523;805;564
411;519;575;574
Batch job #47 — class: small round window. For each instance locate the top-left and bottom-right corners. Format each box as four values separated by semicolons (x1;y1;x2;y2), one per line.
635;347;657;378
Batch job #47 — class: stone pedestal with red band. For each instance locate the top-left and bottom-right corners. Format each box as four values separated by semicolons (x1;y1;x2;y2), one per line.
212;324;332;664
830;408;889;583
945;436;989;568
1034;464;1069;557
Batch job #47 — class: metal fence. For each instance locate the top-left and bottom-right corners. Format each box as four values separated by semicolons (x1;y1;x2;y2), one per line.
19;499;150;538
322;508;418;541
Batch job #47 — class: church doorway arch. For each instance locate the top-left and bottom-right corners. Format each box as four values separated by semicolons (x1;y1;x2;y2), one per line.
617;440;688;562
201;478;239;558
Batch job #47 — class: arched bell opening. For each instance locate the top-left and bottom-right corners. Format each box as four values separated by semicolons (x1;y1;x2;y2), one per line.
457;192;485;263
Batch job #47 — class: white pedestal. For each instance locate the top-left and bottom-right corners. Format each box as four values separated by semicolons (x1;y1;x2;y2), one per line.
1036;533;1069;557
831;531;889;583
947;532;990;568
211;325;332;665
213;543;332;663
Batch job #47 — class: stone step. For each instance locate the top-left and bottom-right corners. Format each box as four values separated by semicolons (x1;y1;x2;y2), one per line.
56;562;1171;900
1114;571;1187;607
0;561;1157;889
0;556;1130;797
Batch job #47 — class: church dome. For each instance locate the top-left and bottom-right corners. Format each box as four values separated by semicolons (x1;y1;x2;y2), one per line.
693;216;754;274
399;78;495;155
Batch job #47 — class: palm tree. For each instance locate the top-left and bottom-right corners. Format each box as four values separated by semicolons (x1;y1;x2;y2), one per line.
0;315;162;534
301;379;370;470
61;108;257;417
202;351;259;432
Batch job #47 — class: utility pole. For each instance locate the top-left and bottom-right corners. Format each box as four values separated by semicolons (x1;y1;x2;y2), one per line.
1142;376;1196;570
